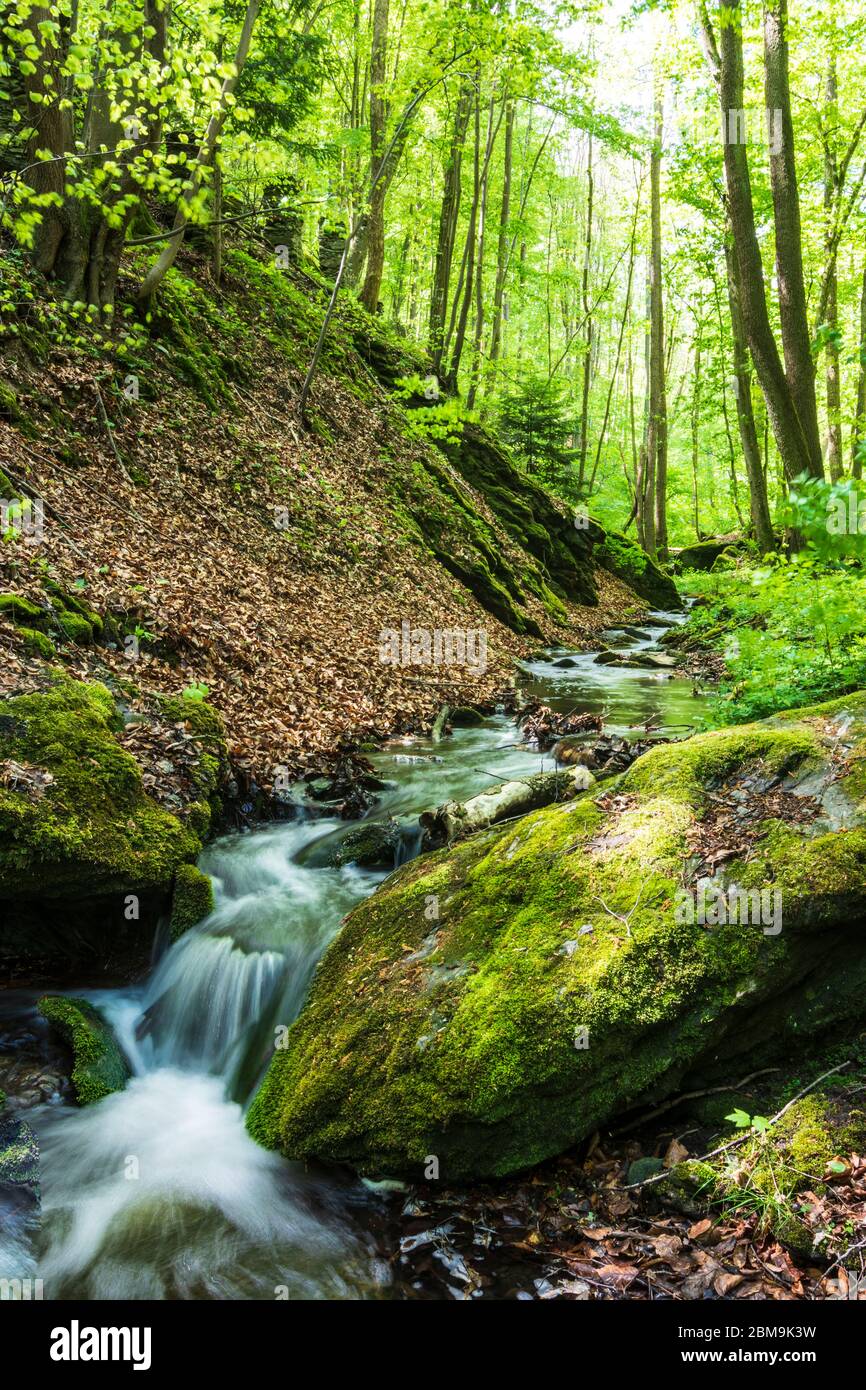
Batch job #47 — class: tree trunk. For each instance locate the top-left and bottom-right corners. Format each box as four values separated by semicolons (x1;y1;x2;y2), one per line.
763;0;823;478
711;0;822;485
823;52;843;481
359;0;390;313
724;238;775;550
429;83;472;372
488;97;514;369
648;78;667;559
577;134;594;492
853;253;866;478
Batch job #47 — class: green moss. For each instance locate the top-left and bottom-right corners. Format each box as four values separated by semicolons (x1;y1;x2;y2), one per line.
594;531;681;610
38;994;130;1104
0;593;45;624
17;626;55;659
621;724;819;805
55;609;93;644
170;863;215;941
0;678;200;901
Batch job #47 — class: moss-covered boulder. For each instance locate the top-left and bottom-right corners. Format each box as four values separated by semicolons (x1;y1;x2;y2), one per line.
248;691;866;1180
594;531;682;610
169;863;215;941
0;679;202;963
38;996;131;1104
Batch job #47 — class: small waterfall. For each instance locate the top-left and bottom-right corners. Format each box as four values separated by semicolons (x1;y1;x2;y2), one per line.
28;817;387;1300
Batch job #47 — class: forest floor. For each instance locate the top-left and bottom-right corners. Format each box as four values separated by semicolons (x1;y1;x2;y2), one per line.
387;1041;866;1301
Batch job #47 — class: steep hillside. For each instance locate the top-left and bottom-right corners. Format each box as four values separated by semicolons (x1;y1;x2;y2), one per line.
0;242;674;802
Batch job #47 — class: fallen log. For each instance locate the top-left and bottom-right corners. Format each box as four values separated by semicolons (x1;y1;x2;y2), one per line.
420;764;594;850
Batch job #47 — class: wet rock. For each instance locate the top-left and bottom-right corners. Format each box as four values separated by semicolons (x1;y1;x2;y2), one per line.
328;820;401;870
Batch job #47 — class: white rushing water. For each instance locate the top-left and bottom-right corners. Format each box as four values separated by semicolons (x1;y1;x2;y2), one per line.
30;820;389;1300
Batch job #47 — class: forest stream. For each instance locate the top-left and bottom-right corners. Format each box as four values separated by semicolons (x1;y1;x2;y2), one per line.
0;611;708;1300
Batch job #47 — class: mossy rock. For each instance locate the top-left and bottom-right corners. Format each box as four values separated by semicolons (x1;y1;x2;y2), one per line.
0;1108;39;1191
169;863;215;941
17;627;55;659
0;593;45;625
593;531;682;610
673;538;744;572
327;821;400;870
248;691;866;1180
0;679;201;959
38;995;131;1105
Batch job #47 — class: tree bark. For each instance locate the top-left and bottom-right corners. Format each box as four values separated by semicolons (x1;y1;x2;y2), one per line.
853;254;866;477
709;0;823;484
724;238;775;550
359;0;390;313
429;82;472;372
763;0;823;477
487;97;514;369
648;77;667;558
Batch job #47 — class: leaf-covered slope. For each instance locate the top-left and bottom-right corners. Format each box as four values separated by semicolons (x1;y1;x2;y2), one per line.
0;244;659;787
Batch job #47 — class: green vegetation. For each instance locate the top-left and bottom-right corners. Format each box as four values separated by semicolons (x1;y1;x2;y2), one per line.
38;995;131;1104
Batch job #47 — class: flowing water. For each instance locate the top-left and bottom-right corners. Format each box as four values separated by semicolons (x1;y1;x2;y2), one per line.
0;613;706;1300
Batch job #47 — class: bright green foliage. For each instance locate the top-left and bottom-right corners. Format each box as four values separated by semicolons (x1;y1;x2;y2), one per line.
680;560;866;724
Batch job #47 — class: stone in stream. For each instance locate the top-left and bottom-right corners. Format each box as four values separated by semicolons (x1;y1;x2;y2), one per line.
169;864;216;941
38;996;131;1105
327;820;401;869
247;691;866;1180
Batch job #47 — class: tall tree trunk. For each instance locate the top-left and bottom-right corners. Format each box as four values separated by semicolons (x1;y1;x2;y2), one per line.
359;0;390;313
763;0;823;477
577;134;594;492
700;0;823;487
691;316;703;538
488;97;514;369
648;77;667;559
854;253;866;478
724;239;775;550
823;52;843;481
467;94;499;408
429;83;472;372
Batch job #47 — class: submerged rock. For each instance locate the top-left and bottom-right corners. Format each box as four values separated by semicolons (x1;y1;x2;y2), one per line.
38;996;131;1104
247;692;866;1180
328;820;401;869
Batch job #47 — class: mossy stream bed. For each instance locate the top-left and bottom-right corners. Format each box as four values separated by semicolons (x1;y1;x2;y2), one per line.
0;612;711;1300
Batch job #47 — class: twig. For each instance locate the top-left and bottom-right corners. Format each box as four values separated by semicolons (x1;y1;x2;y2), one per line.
93;381;135;485
614;1068;780;1135
592;881;648;938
